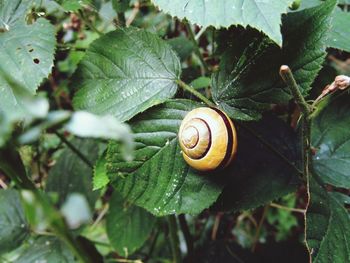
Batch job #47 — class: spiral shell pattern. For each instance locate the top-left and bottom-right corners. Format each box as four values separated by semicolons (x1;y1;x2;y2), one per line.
179;107;237;172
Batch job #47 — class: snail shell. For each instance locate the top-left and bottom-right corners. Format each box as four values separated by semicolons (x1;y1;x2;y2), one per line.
178;107;237;172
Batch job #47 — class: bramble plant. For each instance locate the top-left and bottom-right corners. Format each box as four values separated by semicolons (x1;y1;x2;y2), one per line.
0;0;350;262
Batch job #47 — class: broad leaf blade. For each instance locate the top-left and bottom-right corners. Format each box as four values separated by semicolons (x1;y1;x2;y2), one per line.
152;0;293;45
212;0;337;121
312;92;350;188
106;192;156;257
0;190;29;255
46;138;101;209
106;100;224;216
306;176;350;263
326;8;350;52
15;237;76;262
0;0;55;115
72;27;181;122
213;115;300;212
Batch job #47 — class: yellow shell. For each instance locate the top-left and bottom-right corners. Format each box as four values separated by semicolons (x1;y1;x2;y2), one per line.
178;107;237;172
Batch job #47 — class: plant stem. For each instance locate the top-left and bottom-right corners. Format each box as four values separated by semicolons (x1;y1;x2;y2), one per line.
176;79;216;107
54;132;93;169
178;214;194;259
251;205;269;252
279;65;310;117
270;202;306;214
279;65;311;180
184;21;209;74
167;215;182;263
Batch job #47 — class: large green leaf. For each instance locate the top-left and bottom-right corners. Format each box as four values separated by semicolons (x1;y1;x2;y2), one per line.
326;8;350;52
72;27;181;122
213;115;300;212
106;100;224;216
0;190;29;255
152;0;293;45
306;176;350;263
311;92;350;188
106;191;156;257
0;0;56;115
15;237;76;262
46;138;101;209
212;0;336;121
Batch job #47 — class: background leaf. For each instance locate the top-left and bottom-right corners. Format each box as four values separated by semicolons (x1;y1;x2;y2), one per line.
151;0;293;45
0;190;29;255
212;0;336;120
306;176;350;263
106;191;156;257
15;236;76;262
46;138;102;209
72;27;181;122
326;8;350;52
312;92;350;188
0;0;56;115
106;100;224;216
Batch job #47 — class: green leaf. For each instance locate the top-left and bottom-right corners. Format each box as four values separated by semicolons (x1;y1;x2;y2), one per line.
326;8;350;52
93;153;110;190
112;0;130;12
152;0;293;45
312;92;350;188
0;190;29;255
15;237;76;262
212;0;337;121
106;100;224;216
0;0;56;115
56;0;91;11
306;176;350;263
72;27;181;122
106;191;156;257
167;36;194;61
213;115;300;212
190;76;211;90
46;138;101;209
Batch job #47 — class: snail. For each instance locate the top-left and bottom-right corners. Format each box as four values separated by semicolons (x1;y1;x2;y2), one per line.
178;107;237;172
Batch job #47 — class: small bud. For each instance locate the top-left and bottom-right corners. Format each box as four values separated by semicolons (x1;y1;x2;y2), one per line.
289;0;301;10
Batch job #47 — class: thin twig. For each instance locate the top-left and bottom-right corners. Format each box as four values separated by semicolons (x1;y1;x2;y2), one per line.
126;2;140;27
279;65;312;260
92;203;109;228
251;205;269;252
270;202;306;214
280;65;311;181
211;213;223;240
280;65;310;117
0;177;8;189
